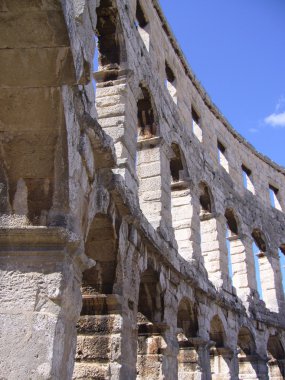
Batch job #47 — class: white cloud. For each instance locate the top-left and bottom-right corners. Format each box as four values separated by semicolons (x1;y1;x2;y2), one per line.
249;127;258;133
275;95;285;112
264;112;285;127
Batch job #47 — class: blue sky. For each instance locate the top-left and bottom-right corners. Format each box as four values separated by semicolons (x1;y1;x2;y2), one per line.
159;0;285;167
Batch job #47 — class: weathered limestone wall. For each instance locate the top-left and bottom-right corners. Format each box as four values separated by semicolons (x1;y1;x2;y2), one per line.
0;0;285;379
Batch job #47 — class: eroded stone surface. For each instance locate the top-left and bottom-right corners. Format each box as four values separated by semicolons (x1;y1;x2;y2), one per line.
0;0;285;379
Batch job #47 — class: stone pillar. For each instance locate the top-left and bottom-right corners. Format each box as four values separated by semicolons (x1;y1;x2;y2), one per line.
136;322;168;380
177;341;199;380
197;342;212;380
74;294;131;379
258;250;285;313
229;235;258;300
171;181;194;261
267;357;285;379
210;347;233;380
0;228;82;380
94;69;139;195
238;354;269;380
200;212;230;291
177;333;213;379
137;137;174;242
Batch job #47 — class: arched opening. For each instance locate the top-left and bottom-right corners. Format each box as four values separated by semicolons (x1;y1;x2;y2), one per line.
238;327;256;356
225;209;238;236
136;266;167;379
199;182;212;214
252;229;284;312
251;229;266;301
138;267;163;323
210;316;225;348
137;85;157;140
237;327;260;378
217;140;229;172
94;1;140;194
225;208;238;283
210;316;232;379
169;144;194;260
252;231;284;312
96;0;121;70
224;208;251;298
170;143;185;183
177;298;200;379
279;245;285;293
136;85;164;231
267;335;285;379
74;214;119;379
135;0;150;51
81;214;117;296
199;184;230;289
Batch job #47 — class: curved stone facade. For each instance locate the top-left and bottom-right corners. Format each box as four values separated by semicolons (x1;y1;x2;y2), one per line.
0;0;284;379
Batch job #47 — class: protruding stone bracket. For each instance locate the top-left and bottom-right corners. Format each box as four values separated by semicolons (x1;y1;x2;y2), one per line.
138;322;169;335
137;136;163;150
171;180;191;191
210;346;234;359
199;211;215;222
81;294;123;316
227;234;239;242
93;68;134;84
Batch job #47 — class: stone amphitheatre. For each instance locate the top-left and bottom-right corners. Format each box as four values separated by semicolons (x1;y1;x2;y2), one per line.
1;0;285;379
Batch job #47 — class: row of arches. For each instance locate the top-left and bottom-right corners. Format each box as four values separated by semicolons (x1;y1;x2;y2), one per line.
136;98;285;312
90;1;285;313
73;211;285;379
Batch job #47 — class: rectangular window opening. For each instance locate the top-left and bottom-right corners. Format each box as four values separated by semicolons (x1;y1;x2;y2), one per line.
165;62;177;104
217;140;229;172
135;1;150;51
242;164;255;194
278;248;285;292
192;107;202;142
269;184;282;211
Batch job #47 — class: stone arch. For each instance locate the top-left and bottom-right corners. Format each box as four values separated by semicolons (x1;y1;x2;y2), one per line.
210;315;226;348
267;335;285;379
177;297;199;339
251;228;267;300
94;0;138;196
74;213;119;378
251;228;283;312
177;298;200;379
199;183;230;290
238;326;256;355
82;213;117;296
136;83;165;231
209;315;232;379
169;143;194;260
136;264;167;379
237;326;261;379
95;0;126;70
137;266;164;323
224;207;244;293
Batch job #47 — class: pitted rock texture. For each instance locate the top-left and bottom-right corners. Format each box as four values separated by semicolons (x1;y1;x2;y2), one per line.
0;0;285;379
